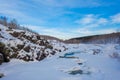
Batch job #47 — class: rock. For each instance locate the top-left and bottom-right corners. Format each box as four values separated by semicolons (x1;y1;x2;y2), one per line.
10;31;20;37
10;52;19;58
45;44;53;49
2;48;10;62
36;53;47;61
51;51;56;55
23;46;31;52
0;73;4;78
0;42;10;62
22;54;31;62
93;49;101;55
68;69;83;75
17;44;25;50
0;42;5;49
0;53;3;64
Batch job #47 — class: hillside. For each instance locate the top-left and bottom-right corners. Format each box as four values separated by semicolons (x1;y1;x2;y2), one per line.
65;33;120;44
0;24;67;64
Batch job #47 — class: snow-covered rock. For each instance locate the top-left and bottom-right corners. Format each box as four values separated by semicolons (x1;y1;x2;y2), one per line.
0;24;67;63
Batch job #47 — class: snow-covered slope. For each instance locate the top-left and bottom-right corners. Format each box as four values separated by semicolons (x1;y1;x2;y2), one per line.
0;24;67;63
0;44;120;80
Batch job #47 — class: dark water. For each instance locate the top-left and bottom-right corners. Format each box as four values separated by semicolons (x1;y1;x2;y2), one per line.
64;52;74;57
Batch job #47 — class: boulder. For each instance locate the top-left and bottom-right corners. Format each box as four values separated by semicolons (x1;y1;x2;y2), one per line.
0;73;4;78
0;53;3;64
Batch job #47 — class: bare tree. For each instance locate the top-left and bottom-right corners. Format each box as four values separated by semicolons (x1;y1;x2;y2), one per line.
8;19;18;29
0;16;8;26
0;16;38;34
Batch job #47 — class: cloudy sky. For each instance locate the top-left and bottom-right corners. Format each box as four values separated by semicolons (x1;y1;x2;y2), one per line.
0;0;120;39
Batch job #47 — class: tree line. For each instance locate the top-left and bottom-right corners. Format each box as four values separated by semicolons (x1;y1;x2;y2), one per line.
0;16;37;34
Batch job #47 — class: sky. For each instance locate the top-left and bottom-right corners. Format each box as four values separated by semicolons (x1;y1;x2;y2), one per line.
0;0;120;40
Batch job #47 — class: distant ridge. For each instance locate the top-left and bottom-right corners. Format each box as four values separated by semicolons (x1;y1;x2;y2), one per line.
65;32;120;44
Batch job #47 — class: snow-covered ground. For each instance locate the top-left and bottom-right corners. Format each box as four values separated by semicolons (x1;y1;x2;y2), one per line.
0;44;120;80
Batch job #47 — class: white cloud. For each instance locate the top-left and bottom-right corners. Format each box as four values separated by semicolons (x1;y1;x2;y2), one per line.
75;14;95;25
75;13;120;29
97;18;108;24
22;25;78;40
111;13;120;24
75;14;108;27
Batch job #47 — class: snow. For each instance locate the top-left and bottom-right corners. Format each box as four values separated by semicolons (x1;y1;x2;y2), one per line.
0;44;120;80
0;24;7;30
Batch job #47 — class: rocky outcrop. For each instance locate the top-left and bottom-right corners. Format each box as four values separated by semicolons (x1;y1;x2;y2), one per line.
0;42;10;63
0;24;67;64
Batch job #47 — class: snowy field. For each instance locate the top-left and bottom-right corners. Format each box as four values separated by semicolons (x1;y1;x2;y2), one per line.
0;44;120;80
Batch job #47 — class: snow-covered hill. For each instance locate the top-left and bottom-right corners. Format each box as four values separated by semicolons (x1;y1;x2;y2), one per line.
0;44;120;80
0;24;67;64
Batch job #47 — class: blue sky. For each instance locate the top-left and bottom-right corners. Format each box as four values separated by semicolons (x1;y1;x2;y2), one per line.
0;0;120;39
